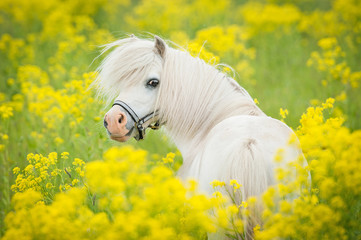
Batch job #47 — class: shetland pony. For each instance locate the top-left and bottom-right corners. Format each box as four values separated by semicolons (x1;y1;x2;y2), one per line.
94;35;304;238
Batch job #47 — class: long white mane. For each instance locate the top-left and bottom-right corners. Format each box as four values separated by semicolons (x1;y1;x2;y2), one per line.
95;36;265;141
157;47;265;141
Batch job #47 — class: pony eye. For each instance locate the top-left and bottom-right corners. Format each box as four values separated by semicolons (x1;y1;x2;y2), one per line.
146;78;159;88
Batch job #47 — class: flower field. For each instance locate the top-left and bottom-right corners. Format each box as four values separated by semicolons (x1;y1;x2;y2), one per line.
1;0;361;239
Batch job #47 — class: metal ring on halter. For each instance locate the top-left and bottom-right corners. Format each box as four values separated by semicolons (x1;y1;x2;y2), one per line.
112;100;160;141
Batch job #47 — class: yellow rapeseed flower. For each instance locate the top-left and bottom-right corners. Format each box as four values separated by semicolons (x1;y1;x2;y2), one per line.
61;152;69;159
210;180;226;188
229;179;241;192
0;105;13;119
2;134;9;140
12;167;20;175
279;108;288;119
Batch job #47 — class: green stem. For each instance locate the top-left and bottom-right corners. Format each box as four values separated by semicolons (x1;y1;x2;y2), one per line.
0;118;11;237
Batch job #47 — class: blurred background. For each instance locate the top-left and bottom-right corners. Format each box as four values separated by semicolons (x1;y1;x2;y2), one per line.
0;0;360;237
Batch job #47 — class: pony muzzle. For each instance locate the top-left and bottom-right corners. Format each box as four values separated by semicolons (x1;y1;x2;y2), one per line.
104;108;132;142
104;100;161;142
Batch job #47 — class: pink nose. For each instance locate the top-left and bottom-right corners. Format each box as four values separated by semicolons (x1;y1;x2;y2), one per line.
104;107;130;142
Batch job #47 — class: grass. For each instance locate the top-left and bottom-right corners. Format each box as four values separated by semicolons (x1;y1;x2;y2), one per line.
243;31;361;130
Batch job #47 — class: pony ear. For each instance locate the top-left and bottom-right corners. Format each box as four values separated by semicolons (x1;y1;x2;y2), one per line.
154;35;166;58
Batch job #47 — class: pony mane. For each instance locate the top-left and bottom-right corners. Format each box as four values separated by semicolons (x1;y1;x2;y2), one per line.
156;47;264;141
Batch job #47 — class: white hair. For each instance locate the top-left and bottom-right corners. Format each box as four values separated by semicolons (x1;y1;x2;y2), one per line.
156;45;265;141
94;37;162;105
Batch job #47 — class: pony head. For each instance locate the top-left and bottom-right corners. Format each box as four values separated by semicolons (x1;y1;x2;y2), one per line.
95;34;258;143
96;35;166;142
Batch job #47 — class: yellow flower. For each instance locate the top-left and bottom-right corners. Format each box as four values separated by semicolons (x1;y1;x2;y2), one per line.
253;224;261;235
239;201;248;208
187;179;198;192
0;93;5;102
54;137;64;144
228;204;239;214
212;191;223;198
318;37;338;50
72;158;85;166
230;179;241;192
7;78;15;86
210;180;226;188
61;152;69;159
274;148;285;163
322;98;335;109
72;179;79;186
0;105;13;119
279;108;289;119
12;167;20;175
162;152;175;164
2;134;9;140
24;164;34;174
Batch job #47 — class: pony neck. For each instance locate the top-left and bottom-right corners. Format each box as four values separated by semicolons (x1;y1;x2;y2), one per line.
169;88;264;161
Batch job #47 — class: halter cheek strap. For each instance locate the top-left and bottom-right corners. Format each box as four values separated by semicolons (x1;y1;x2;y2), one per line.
112;100;160;141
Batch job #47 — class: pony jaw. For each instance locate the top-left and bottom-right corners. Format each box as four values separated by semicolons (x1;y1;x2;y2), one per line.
110;134;131;142
108;125;135;142
107;128;133;142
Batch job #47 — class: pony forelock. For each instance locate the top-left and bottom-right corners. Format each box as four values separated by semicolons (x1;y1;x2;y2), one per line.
93;37;161;105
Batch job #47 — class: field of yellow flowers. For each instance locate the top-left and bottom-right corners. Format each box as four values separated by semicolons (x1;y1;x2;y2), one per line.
1;0;360;239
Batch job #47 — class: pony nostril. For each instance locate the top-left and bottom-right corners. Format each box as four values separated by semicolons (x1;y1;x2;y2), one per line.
104;119;108;128
118;116;122;124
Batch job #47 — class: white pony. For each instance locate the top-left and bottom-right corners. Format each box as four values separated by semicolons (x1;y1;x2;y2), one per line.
95;35;304;237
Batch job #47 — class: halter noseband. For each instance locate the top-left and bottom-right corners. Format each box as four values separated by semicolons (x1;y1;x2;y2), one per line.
112;100;160;141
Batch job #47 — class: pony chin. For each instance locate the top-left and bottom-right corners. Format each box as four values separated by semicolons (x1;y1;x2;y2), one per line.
110;135;131;142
